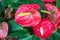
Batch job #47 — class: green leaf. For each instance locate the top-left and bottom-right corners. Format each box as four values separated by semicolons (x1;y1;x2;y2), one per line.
56;0;60;9
0;2;5;12
32;35;41;40
15;0;29;4
8;19;31;38
20;35;32;40
19;35;41;40
1;0;7;7
0;17;6;23
8;30;30;38
5;0;29;12
8;19;23;31
52;32;60;40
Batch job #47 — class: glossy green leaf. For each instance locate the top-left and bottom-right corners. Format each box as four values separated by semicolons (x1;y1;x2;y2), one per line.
1;0;7;7
32;35;41;40
8;19;31;38
5;0;29;12
0;2;5;12
19;35;41;40
19;35;32;40
56;0;60;9
9;19;23;31
8;30;30;38
52;32;60;40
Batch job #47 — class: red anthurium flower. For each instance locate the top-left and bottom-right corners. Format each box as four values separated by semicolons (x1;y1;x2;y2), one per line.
43;0;55;3
45;3;58;14
15;4;41;27
33;19;53;39
0;22;8;39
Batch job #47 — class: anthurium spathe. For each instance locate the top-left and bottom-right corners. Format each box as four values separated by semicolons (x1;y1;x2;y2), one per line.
45;3;58;14
0;22;8;39
33;19;53;39
15;4;41;27
43;0;55;3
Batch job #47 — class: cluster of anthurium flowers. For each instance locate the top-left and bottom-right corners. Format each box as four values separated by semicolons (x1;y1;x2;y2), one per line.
0;0;60;40
15;0;60;40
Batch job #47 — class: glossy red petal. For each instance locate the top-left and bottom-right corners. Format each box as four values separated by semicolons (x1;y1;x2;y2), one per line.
33;19;53;39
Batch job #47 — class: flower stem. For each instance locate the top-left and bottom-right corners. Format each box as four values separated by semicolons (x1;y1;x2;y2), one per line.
41;10;51;14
